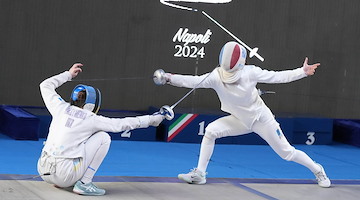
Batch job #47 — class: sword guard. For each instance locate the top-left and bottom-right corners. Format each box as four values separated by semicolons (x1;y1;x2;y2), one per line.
160;105;174;120
153;69;167;85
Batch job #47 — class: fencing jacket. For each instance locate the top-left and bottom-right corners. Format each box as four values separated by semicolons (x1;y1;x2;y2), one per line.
40;71;151;158
169;65;307;129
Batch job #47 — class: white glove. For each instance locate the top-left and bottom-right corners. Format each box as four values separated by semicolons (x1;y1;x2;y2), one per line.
153;69;171;85
149;114;165;127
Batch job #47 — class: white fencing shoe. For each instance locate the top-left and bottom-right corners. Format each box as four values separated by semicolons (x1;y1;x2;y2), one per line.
178;168;207;184
314;164;331;188
73;181;106;195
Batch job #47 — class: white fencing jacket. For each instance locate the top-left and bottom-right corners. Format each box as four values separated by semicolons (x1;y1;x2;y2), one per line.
40;71;151;158
169;65;307;129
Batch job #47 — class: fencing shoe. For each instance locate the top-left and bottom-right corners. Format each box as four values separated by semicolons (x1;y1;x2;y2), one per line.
73;181;106;195
178;168;207;184
314;164;331;188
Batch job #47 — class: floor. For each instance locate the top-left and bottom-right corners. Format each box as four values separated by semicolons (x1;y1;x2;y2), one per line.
0;133;360;199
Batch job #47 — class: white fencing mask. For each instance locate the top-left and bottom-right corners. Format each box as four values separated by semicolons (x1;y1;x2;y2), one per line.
218;41;247;83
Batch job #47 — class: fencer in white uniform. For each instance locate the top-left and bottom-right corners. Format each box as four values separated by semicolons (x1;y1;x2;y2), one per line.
158;41;331;188
37;63;165;195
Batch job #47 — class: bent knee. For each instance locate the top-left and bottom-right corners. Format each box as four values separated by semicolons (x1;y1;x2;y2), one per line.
103;132;111;144
204;130;219;141
95;131;111;144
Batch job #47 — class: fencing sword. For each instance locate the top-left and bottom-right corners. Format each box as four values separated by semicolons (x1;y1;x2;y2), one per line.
153;67;216;120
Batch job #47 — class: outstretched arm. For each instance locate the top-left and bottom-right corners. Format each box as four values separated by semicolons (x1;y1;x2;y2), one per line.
254;57;320;84
94;114;165;133
302;57;320;76
153;69;214;89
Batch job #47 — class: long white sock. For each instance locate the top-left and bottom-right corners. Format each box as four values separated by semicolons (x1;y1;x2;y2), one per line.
291;149;321;173
81;132;111;184
197;136;215;173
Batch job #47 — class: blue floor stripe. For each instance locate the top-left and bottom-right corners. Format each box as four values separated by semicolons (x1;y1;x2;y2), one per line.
227;180;279;200
1;174;360;186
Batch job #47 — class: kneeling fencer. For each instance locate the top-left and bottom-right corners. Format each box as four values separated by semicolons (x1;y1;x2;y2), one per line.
37;63;166;196
155;41;331;188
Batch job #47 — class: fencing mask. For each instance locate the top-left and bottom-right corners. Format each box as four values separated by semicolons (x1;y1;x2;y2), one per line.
70;84;101;114
218;41;247;83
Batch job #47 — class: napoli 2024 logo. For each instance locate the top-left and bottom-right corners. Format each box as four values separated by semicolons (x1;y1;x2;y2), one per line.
172;27;212;59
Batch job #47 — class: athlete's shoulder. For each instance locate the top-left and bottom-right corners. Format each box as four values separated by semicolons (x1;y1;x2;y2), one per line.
244;65;264;73
243;65;261;69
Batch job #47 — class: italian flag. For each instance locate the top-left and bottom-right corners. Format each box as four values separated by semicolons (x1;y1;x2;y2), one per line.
167;113;199;142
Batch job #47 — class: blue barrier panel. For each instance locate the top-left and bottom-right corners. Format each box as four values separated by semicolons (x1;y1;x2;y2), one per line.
0;106;40;140
165;112;213;143
158;109;333;145
21;107;52;138
3;105;333;144
292;118;333;145
333;119;360;147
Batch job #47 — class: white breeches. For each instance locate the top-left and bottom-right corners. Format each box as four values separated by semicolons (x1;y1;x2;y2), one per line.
37;131;111;187
205;107;296;161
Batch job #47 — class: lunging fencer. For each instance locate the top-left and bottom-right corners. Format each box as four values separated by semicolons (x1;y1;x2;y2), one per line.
154;41;331;188
37;63;165;196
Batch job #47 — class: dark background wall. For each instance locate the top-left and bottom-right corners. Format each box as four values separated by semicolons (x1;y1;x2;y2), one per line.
0;0;359;119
